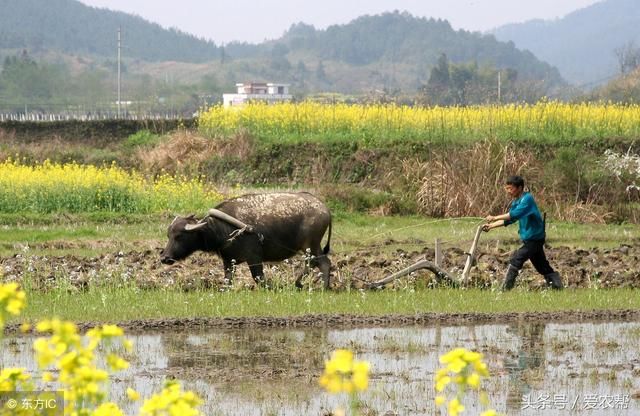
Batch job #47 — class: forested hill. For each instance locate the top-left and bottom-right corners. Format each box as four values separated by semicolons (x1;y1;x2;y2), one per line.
268;12;564;84
492;0;640;86
0;0;220;62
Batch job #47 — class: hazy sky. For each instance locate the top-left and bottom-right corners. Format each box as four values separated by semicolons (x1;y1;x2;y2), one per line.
79;0;603;44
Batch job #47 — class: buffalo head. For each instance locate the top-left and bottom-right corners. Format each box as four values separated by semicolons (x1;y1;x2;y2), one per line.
160;215;208;265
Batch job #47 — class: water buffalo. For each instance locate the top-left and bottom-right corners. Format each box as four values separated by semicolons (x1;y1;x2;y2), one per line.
160;192;332;288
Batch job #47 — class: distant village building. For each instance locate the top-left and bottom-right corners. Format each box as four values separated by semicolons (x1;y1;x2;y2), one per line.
223;82;292;107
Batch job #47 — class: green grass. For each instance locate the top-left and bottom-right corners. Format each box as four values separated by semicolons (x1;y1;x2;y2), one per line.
0;213;166;256
332;213;637;251
14;287;640;323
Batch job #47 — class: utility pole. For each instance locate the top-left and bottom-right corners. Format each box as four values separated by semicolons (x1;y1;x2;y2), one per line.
497;70;501;104
117;27;121;118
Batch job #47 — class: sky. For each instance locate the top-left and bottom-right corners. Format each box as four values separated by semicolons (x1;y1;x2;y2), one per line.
79;0;603;44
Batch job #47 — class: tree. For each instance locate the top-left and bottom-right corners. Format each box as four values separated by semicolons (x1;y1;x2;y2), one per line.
423;53;451;105
315;60;327;81
0;51;67;110
269;44;291;72
450;64;474;105
614;41;640;75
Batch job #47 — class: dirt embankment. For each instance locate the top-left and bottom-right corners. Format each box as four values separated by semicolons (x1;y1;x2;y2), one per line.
0;119;195;142
4;310;640;335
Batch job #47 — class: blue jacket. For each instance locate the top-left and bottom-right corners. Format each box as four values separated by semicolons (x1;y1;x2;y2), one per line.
505;192;545;241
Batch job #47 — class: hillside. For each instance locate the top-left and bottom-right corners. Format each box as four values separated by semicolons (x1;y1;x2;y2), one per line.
275;12;563;85
0;3;568;108
0;0;220;62
588;66;640;102
492;0;640;86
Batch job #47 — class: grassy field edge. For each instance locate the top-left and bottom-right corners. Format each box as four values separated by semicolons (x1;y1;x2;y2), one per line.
13;287;640;325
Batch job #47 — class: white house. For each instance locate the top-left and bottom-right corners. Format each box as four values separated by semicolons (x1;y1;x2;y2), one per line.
223;82;292;107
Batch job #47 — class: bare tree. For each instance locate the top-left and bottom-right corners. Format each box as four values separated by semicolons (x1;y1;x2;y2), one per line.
614;41;640;75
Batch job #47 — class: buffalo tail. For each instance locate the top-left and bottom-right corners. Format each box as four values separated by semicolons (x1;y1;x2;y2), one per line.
323;216;332;255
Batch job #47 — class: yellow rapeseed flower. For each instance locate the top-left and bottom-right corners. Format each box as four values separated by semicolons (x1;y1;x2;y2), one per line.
101;324;124;337
106;353;130;371
127;387;141;401
448;398;465;416
0;159;222;214
1;288;203;416
140;380;203;416
92;402;125;416
198;101;640;146
435;347;500;415
467;372;481;389
319;349;371;394
0;283;26;319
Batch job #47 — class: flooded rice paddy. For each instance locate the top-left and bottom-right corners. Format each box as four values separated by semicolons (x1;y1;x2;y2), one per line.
2;319;639;415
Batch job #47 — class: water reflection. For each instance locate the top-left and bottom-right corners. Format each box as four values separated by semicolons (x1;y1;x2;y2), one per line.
504;323;546;411
2;320;639;415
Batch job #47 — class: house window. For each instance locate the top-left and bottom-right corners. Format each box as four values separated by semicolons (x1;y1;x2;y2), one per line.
278;86;284;94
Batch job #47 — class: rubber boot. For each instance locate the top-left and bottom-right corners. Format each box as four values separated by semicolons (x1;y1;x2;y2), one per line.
544;271;563;290
501;265;519;291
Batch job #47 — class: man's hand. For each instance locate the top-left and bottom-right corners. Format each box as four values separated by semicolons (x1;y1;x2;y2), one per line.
482;220;503;232
485;215;496;222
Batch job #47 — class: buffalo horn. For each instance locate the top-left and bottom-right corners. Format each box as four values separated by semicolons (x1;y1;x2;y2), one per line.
207;208;250;230
184;221;208;231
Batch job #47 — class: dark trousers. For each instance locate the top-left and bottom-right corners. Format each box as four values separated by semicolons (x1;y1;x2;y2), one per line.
509;239;555;275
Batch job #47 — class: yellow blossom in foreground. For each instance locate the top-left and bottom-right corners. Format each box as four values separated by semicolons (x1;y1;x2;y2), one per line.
0;283;27;323
127;387;141;401
140;380;203;416
467;372;481;388
435;347;500;416
101;324;125;337
107;353;130;371
0;284;202;416
92;402;125;416
448;398;465;416
319;349;371;394
435;375;451;392
0;367;31;391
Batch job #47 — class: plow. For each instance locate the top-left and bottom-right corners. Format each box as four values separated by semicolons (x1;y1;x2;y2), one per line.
366;225;484;289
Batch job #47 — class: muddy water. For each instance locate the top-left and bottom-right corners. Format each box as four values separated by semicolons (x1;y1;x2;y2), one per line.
2;320;639;415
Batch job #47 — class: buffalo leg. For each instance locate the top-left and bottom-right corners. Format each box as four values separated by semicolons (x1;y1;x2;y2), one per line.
318;256;331;289
248;263;265;286
310;255;331;289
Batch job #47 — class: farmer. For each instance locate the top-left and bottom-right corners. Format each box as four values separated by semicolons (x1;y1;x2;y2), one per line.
482;175;563;290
